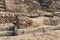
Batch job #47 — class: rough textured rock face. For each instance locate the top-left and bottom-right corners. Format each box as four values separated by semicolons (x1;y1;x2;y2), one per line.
12;0;40;12
17;16;33;29
44;17;59;26
0;0;60;12
0;0;60;40
0;15;16;24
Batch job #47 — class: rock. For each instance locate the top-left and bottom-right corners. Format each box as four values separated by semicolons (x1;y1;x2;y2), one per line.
26;13;40;18
17;16;33;29
0;31;14;36
54;12;60;17
44;17;59;26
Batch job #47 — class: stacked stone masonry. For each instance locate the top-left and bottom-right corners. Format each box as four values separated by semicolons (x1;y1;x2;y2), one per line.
0;0;60;40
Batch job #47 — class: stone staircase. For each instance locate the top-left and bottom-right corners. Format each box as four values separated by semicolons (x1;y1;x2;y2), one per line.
0;0;5;12
0;23;16;36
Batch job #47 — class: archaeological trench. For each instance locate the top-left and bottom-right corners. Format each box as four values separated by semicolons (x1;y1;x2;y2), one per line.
0;0;60;40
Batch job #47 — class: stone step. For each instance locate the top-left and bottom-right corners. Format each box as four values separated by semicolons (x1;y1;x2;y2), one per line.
0;8;5;11
0;30;59;40
0;0;4;2
17;25;60;35
0;23;14;31
0;31;14;36
0;2;4;4
0;0;5;11
0;5;4;8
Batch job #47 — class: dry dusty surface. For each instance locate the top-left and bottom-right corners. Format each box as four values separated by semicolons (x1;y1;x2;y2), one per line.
0;0;60;40
0;30;60;40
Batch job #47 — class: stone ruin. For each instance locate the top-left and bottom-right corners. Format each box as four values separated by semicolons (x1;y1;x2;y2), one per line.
0;0;60;40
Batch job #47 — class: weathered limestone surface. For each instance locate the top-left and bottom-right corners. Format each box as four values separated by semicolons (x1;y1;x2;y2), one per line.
0;0;60;40
5;0;14;12
0;30;60;40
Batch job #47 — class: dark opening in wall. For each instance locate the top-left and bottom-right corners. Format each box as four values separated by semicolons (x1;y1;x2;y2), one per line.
38;0;52;8
38;0;45;3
